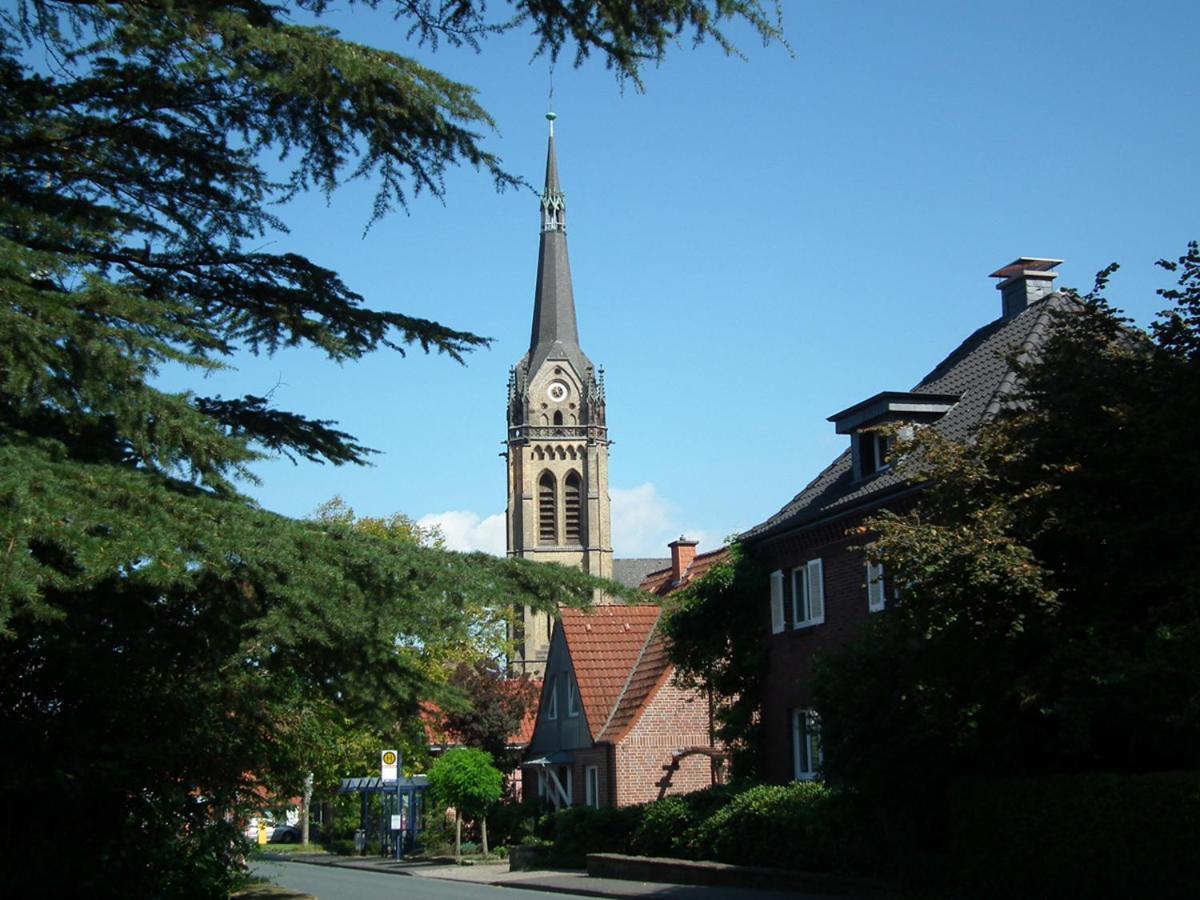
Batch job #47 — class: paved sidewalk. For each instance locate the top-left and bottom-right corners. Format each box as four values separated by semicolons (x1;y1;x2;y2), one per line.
259;853;857;899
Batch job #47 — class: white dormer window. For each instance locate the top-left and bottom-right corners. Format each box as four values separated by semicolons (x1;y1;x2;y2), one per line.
854;431;892;479
829;392;958;481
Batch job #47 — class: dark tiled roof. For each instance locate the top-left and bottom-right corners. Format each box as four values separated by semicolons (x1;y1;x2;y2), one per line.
743;294;1072;541
639;547;731;598
612;558;671;589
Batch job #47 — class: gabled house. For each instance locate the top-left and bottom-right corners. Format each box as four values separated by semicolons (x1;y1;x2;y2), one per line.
740;259;1073;783
522;584;719;808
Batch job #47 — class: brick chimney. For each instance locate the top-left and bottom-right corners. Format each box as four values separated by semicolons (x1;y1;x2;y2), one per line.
669;536;699;584
990;257;1061;319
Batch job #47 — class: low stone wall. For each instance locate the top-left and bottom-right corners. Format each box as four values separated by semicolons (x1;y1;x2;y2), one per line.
586;853;900;898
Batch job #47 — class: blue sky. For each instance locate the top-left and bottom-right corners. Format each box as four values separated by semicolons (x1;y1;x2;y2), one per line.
165;1;1197;557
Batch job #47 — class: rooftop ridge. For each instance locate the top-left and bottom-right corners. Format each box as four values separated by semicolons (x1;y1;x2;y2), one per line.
981;292;1071;422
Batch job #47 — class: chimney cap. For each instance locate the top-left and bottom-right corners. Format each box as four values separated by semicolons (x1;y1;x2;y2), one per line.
668;536;699;547
989;258;1062;281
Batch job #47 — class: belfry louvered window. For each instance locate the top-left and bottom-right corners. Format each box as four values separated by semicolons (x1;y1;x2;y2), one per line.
538;472;557;544
564;471;582;545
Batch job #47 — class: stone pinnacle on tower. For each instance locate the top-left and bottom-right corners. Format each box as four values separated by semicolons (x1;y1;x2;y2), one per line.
528;112;589;379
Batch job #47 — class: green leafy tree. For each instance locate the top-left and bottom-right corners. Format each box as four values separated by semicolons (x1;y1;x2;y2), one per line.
662;542;768;780
0;1;781;894
428;747;504;859
440;659;540;777
813;244;1200;861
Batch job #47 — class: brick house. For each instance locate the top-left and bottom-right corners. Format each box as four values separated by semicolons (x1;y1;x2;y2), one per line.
522;540;725;807
741;259;1073;784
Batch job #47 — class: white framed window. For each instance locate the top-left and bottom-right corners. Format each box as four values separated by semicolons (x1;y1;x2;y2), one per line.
791;709;822;781
566;671;579;718
770;570;785;634
790;559;825;627
854;431;892;479
584;766;599;808
866;561;887;613
545;675;558;720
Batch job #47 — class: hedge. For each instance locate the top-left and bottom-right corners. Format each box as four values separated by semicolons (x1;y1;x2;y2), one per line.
532;782;858;873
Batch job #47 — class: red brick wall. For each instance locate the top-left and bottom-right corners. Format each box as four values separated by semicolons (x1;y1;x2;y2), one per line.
753;509;886;783
614;677;715;806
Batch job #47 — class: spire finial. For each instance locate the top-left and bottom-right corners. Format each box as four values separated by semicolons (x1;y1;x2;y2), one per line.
547;60;556;136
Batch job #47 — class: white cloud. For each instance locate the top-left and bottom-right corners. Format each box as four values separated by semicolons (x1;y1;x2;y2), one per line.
610;482;720;558
417;510;506;555
419;485;721;560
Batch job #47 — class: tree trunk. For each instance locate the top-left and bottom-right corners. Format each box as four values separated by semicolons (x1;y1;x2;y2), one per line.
454;809;462;863
481;817;489;857
301;772;313;845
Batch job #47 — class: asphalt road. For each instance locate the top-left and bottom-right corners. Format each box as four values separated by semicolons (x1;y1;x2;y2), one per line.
251;861;593;900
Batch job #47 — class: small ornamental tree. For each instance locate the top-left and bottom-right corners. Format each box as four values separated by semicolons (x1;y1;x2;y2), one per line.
428;747;504;860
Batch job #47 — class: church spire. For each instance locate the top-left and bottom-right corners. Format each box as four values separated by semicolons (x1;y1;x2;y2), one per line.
528;112;587;377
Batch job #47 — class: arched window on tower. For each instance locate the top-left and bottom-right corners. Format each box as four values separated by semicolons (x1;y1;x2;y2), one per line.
564;470;583;545
553;410;564;426
538;472;557;545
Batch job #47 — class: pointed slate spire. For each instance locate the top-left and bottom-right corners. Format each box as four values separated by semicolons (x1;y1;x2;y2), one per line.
528;112;589;378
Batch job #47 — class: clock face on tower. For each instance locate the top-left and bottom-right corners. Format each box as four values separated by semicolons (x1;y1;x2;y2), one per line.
547;381;568;402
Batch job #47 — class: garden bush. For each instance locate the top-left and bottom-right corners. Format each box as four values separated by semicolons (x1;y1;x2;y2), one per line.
535;805;641;867
683;782;838;871
949;771;1200;900
489;796;541;848
628;785;739;859
628;796;690;858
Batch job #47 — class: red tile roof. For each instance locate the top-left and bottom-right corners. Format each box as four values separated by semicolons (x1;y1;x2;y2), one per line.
638;546;730;598
559;605;663;738
596;630;673;742
550;553;729;749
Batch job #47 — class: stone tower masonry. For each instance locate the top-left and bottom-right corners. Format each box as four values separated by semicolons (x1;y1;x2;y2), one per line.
506;114;613;675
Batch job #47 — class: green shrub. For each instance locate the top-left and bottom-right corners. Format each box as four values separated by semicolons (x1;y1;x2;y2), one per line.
628;786;738;859
488;796;541;847
629;796;690;858
683;782;837;871
537;805;640;867
950;771;1200;900
324;838;357;856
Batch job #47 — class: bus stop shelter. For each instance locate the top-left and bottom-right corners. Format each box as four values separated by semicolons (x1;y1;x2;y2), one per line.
337;775;429;859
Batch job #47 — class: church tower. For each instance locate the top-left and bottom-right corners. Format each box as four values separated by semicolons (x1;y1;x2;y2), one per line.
506;114;613;675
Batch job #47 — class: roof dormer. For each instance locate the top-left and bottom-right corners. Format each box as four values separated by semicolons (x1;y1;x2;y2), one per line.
828;391;959;480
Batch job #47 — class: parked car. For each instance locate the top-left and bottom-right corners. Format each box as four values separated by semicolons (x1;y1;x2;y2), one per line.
270;822;320;844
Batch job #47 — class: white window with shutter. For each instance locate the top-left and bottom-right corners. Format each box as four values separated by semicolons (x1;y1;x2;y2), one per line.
867;561;887;613
790;558;825;627
770;570;785;634
792;709;822;781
